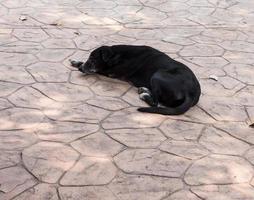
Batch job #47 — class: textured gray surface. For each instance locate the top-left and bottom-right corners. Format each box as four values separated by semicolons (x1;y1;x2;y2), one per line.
0;0;254;199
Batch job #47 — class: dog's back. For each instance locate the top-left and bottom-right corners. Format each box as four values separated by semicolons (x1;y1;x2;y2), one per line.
110;45;201;115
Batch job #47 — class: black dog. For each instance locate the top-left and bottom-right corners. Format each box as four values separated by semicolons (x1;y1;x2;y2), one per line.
70;45;201;115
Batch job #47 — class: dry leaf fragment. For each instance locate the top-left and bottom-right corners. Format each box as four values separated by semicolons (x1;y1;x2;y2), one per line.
19;15;27;21
209;75;218;81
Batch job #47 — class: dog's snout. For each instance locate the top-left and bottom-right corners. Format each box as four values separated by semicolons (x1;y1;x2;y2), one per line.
78;61;97;74
78;63;85;72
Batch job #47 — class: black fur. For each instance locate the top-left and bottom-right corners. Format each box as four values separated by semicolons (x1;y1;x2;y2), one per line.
70;45;201;115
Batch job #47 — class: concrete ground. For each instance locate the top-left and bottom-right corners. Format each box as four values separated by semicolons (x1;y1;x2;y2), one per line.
1;0;254;199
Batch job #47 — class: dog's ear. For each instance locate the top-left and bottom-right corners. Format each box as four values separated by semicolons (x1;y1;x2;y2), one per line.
101;46;114;62
109;54;121;66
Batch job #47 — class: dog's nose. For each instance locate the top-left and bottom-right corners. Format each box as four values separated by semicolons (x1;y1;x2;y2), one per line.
69;59;82;68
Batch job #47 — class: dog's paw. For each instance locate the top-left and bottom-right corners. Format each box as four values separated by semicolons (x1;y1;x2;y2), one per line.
138;87;150;94
139;92;151;100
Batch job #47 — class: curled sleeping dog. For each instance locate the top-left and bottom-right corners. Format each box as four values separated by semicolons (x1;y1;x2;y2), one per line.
70;45;201;115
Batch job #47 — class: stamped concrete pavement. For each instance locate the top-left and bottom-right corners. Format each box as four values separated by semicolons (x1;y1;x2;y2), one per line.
1;0;254;199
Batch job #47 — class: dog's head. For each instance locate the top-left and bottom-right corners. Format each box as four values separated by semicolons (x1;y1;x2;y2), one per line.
79;46;119;75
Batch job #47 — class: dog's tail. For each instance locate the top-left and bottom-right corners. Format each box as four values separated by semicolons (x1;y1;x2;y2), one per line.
137;95;193;115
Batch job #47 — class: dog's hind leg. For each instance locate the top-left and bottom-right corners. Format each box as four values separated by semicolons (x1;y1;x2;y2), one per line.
139;82;160;107
138;87;157;106
138;87;151;95
139;72;168;107
139;93;155;106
